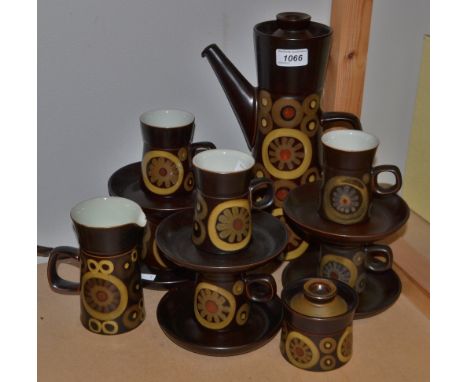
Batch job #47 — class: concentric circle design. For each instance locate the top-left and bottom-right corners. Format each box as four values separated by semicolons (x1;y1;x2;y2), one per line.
300;167;320;184
194;282;236;330
236;303;250;326
130;249;138;262
285;331;320;369
355;273;367;293
320;254;358;287
98;260;114;275
303;94;321;115
102;320;119;335
208;199;252;252
183;172;195;192
178;147;188;161
262;129;312;180
253;163;270;179
362;173;370;184
337;326;353;363
273;180;297;208
259;90;272;112
191;219;206;246
322;176;369;224
232;280;245;296
319;337;337;354
152;240;168;268
258;111;273;135
194;192;208;220
88;318;102;333
123;304;141;330
300;115;319;137
320;355;337;371
272;98;304;128
81;272;128;321
142;150;184;195
353;251;365;266
87;259;99;272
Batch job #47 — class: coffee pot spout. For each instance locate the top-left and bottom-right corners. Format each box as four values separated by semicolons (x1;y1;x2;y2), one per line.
202;44;257;150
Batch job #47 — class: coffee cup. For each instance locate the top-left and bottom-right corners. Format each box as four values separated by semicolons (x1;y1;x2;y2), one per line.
320;130;402;225
191;149;274;254
47;197;147;335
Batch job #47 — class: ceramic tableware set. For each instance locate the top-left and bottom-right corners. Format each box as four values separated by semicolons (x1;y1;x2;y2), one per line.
46;12;410;372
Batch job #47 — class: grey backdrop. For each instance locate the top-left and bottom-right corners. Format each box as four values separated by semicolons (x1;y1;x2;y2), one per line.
38;0;429;253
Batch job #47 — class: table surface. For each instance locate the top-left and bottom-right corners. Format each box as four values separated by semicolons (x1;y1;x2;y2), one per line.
38;262;429;382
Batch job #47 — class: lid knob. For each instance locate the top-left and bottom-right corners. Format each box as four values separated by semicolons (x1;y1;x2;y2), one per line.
276;12;311;30
303;278;337;304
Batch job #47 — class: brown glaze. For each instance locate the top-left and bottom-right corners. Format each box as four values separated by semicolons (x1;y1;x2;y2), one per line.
192;157;273;254
283;182;410;244
156;210;288;273
202;13;362;260
47;219;145;335
193;272;276;331
320;132;402;225
281;249;402;319
319;242;393;293
280;278;358;371
157;284;283;356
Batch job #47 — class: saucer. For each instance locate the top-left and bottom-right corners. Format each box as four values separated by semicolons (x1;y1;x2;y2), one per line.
108;162;195;215
156;210;288;273
283;182;410;244
140;263;195;291
157;284;283;356
281;250;402;319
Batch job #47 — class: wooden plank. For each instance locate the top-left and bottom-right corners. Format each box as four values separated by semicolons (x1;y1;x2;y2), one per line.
323;0;373;116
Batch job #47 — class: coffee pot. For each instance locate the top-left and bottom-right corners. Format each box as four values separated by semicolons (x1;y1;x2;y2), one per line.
202;12;362;260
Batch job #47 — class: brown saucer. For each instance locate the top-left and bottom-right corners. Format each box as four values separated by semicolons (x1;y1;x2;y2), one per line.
108;162;195;215
156;210;288;273
157;284;283;356
281;250;402;319
283;182;410;244
140;263;195;290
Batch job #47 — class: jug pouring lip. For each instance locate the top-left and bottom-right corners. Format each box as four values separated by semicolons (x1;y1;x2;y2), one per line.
70;196;147;229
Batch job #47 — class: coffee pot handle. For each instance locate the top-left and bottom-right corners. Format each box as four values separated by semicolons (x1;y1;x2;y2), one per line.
47;246;81;295
244;274;277;303
320;111;362;131
189;141;216;162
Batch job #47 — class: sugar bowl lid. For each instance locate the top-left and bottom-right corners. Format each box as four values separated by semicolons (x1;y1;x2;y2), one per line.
289;278;348;318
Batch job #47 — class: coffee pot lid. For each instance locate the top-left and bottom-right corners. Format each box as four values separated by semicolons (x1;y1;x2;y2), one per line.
262;12;330;39
289;278;348;318
276;12;311;30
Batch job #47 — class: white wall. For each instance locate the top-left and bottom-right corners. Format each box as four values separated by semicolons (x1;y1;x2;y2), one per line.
38;0;429;250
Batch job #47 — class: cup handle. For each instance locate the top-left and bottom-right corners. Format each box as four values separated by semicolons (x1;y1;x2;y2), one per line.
364;244;393;272
320;111;362;131
189;141;216;161
47;246;81;294
244;274;277;303
249;177;274;210
371;165;402;195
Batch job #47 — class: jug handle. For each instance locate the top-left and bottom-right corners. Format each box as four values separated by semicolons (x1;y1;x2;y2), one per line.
47;246;81;295
320;111;362;131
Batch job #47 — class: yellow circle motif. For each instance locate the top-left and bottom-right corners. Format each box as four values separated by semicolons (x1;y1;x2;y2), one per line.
300;115;319;137
178;147;188;161
262;129;312;180
319;337;337;354
236;303;250;326
302;94;321;115
87;259;99;272
98;260;114;275
142;150;184;195
271;98;304;128
195;192;208;220
301;167;320;184
232;280;245;295
285;331;320;369
130;249;138;262
258;111;273;135
102;320;119;335
81;272;128;321
320;355;336;371
191;219;207;246
194;282;236;330
337;326;353;363
208;199;252;252
259;90;272;112
123;304;141;329
88;318;102;333
320;254;358;287
183;172;195;192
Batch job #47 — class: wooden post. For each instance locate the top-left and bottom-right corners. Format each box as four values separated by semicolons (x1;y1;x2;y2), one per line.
322;0;373;117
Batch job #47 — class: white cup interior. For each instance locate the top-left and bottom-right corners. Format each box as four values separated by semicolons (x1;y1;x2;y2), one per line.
193;149;255;173
140;109;194;128
322;130;379;152
70;197;147;228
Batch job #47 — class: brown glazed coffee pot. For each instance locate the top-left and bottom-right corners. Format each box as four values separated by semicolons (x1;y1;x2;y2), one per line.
202;12;362;260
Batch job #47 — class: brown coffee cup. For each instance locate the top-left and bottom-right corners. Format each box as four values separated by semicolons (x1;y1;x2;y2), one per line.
319;242;393;293
140;109;215;197
194;272;276;331
191;149;274;254
319;130;402;225
47;197;147;335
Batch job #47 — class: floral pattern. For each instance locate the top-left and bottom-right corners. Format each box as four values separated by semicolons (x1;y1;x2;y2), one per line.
82;277;122;314
196;288;232;326
216;207;251;244
331;185;363;214
321;261;352;284
146;157;180;188
268;137;305;171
